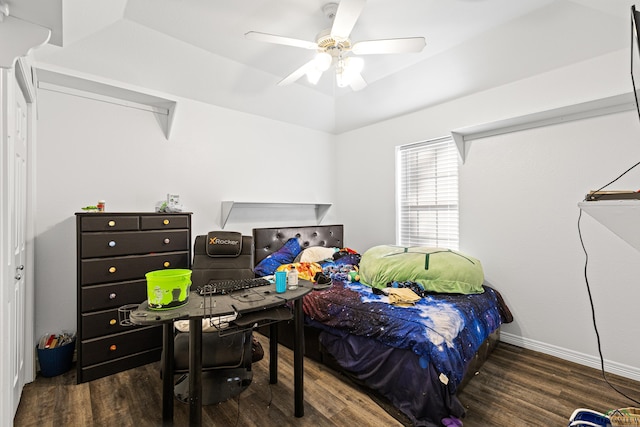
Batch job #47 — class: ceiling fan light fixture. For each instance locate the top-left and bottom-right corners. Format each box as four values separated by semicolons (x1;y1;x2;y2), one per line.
314;52;332;71
336;56;364;87
345;56;364;74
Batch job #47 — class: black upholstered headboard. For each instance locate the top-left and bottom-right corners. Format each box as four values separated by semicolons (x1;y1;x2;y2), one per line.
252;225;344;266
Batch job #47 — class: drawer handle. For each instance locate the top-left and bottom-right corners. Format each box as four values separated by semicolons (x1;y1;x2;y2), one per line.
164;261;170;267
109;293;116;300
108;220;116;227
109;345;117;351
108;266;117;273
164;238;170;244
109;319;117;325
108;240;116;247
163;219;170;225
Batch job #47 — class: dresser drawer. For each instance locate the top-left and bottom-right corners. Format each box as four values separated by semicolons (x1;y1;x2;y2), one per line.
81;230;189;258
80;326;162;366
80;215;140;232
81;280;147;312
81;308;133;339
81;252;189;285
140;215;190;230
78;348;162;383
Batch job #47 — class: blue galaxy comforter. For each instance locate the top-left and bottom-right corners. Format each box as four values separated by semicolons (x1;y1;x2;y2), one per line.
302;279;511;391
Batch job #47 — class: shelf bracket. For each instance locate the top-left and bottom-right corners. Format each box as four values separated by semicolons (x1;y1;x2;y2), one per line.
579;200;640;252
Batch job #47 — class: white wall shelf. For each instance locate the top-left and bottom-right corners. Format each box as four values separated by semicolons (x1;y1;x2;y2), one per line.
221;201;332;229
35;67;177;139
452;93;635;163
579;199;640;252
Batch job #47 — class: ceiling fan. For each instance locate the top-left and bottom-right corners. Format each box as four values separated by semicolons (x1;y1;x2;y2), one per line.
245;0;426;91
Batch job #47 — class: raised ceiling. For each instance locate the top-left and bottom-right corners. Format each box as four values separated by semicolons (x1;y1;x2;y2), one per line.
8;0;636;134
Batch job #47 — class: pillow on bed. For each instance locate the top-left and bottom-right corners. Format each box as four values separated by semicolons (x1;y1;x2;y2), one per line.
254;237;302;277
294;246;337;263
359;245;485;294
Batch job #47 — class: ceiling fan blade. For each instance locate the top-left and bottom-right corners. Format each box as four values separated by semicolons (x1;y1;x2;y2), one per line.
349;72;367;91
352;37;426;55
330;0;367;39
277;59;317;86
245;31;318;50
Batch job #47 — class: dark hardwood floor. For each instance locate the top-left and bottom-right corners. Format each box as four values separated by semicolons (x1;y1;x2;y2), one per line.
14;334;640;426
457;343;640;427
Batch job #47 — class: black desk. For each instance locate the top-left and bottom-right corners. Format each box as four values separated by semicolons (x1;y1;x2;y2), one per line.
129;281;312;426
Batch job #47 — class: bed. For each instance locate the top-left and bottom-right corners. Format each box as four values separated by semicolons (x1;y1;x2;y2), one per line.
252;224;512;427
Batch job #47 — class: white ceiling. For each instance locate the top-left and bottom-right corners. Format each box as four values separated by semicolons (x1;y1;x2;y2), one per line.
8;0;637;134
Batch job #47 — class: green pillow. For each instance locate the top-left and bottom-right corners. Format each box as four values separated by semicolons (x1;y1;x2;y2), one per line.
359;245;484;294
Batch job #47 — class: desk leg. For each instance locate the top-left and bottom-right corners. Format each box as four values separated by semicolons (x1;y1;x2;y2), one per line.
293;298;304;417
189;318;202;427
162;323;174;426
269;322;278;384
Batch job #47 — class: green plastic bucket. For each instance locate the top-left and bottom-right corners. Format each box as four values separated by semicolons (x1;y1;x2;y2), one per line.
146;269;192;310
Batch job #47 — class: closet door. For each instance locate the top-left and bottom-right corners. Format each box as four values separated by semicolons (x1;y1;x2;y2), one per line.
0;17;49;425
2;65;31;418
10;67;29;415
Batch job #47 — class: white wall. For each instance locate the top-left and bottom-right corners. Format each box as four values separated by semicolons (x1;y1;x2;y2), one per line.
461;112;640;373
334;48;640;379
34;88;336;340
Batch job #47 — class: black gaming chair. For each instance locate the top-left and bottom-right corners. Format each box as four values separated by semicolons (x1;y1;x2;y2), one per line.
170;231;258;405
190;231;255;285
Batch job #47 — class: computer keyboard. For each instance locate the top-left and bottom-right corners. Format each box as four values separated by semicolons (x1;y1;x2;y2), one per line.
196;277;272;296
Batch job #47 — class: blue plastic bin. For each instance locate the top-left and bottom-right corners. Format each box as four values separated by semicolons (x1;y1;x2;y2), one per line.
37;339;75;377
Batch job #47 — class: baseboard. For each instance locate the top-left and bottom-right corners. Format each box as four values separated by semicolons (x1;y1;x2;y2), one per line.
500;332;640;382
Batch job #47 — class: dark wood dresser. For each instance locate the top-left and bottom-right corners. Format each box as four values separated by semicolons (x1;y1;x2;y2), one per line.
75;212;192;383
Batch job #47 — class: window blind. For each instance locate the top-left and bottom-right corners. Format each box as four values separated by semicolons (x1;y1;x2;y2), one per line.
396;136;459;250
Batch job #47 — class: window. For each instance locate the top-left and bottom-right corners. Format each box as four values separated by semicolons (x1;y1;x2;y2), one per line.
396;136;459;250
